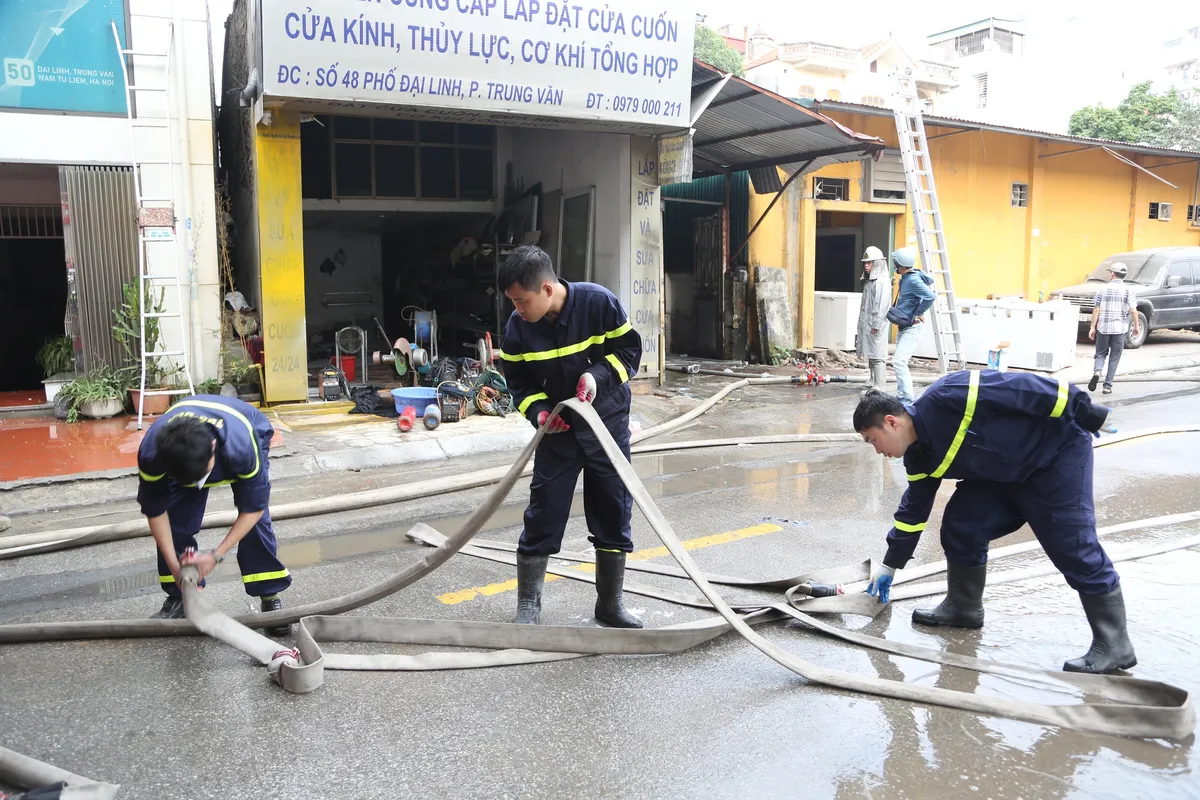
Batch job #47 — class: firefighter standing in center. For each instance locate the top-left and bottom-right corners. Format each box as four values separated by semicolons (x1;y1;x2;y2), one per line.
498;245;643;629
137;394;293;637
853;369;1134;674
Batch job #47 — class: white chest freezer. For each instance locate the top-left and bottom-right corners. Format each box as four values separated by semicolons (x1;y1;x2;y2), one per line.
912;298;1077;372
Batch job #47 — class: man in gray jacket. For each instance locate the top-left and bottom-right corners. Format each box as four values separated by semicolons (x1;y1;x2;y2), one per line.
856;246;891;392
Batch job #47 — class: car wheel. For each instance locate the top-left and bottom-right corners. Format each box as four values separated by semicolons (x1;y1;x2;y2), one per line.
1125;311;1149;349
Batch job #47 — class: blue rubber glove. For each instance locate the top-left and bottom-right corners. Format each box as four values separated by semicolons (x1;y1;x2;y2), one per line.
866;562;896;604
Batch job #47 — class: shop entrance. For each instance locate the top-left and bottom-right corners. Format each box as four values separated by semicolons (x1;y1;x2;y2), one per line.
301;209;500;384
299;113;506;390
0;165;67;397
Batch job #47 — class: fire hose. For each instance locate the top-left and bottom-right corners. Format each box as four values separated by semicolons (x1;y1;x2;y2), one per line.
2;391;1198;792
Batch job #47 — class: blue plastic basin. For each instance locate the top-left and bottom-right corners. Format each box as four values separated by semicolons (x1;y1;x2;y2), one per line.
391;387;437;415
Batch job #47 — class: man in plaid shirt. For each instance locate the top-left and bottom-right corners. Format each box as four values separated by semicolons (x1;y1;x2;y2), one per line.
1088;263;1140;394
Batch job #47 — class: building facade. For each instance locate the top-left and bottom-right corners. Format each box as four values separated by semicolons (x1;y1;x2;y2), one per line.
745;101;1200;350
745;37;958;111
0;0;221;395
926;18;1026;123
219;0;700;401
1163;25;1200;101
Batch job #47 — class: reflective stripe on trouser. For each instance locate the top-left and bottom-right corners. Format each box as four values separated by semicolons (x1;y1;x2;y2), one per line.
156;486;292;598
937;427;1119;595
517;405;634;557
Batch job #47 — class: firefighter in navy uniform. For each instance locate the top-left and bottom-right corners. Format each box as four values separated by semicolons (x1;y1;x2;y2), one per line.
853;370;1135;675
498;245;643;629
137;394;293;637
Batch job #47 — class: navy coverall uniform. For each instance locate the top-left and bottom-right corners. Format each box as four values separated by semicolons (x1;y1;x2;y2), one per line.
136;395;291;599
885;370;1117;595
501;281;642;557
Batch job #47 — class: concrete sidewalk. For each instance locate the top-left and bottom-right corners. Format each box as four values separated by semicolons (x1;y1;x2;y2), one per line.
0;389;691;517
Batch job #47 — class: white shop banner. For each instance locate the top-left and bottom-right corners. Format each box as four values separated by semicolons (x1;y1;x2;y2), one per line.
629;134;662;377
261;0;695;128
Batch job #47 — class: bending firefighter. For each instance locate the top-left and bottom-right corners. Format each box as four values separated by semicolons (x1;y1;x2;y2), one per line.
499;245;643;629
854;370;1135;674
137;394;293;637
856;246;891;392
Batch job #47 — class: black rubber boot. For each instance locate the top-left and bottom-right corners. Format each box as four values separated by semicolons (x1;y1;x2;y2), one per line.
594;550;642;629
151;596;184;620
1063;587;1137;674
260;595;294;638
515;555;549;625
912;562;986;629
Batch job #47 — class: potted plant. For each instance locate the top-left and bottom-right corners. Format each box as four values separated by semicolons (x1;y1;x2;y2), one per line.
36;335;77;405
58;367;129;422
112;280;179;416
223;356;261;399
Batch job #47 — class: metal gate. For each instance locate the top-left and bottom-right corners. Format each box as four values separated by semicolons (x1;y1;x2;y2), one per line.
59;166;139;372
692;211;722;358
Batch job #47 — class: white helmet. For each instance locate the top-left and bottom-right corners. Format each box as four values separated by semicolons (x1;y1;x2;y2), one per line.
861;246;884;262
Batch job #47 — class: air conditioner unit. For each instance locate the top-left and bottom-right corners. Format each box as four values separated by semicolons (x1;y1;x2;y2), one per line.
1160;202;1173;221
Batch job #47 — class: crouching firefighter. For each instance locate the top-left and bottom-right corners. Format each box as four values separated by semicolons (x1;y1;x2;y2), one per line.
136;394;293;637
499;245;643;629
853;370;1135;674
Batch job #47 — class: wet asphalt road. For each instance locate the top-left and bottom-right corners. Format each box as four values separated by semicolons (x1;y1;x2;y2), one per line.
1;379;1199;799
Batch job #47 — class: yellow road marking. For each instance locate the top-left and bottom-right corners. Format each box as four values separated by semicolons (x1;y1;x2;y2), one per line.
438;522;783;605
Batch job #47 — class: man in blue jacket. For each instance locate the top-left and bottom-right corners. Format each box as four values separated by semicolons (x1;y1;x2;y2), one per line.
888;247;936;403
137;394;292;637
853;371;1134;675
499;245;643;629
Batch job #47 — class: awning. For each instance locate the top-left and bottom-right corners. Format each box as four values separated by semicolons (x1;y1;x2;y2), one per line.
689;60;885;191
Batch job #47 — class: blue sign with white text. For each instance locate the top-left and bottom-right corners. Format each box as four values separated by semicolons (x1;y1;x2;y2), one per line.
0;0;128;114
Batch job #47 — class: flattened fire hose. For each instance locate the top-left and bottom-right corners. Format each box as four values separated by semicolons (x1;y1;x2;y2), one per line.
161;401;1200;739
1;400;1194;747
3;394;1198;788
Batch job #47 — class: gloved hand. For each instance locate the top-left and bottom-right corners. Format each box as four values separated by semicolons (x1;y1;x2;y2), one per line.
1077;401;1110;434
866;562;896;604
537;409;570;434
576;372;597;403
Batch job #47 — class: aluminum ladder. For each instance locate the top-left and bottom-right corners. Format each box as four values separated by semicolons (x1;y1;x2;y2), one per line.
112;20;195;429
891;69;965;373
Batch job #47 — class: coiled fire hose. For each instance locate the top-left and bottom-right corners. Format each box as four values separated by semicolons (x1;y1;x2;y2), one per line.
2;385;1198;793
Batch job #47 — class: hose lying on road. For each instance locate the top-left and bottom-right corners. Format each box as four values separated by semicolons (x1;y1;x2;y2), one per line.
0;744;118;799
0;400;1194;743
4;405;1198;789
159;401;1200;739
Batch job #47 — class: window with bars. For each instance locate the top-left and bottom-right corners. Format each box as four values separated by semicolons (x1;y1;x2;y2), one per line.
0;205;63;238
955;30;988;56
813;177;850;201
301;115;495;201
1011;183;1028;208
975;73;989;108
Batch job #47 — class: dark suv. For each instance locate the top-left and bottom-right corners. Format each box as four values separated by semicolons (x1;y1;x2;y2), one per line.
1049;247;1200;349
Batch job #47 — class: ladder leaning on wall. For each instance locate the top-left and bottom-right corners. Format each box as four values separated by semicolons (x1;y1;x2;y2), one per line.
890;69;965;374
111;20;196;430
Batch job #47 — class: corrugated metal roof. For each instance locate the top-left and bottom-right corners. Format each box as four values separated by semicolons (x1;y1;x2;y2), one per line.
691;61;885;176
817;100;1200;160
662;173;751;268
